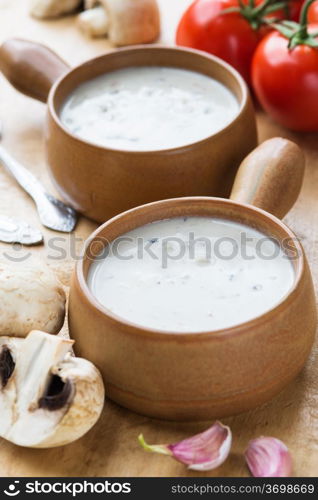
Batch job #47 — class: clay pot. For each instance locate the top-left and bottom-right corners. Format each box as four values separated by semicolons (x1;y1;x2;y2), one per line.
69;138;317;420
0;39;257;222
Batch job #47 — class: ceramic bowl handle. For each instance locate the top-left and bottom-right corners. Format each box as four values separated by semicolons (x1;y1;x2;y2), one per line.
230;137;305;219
0;38;69;103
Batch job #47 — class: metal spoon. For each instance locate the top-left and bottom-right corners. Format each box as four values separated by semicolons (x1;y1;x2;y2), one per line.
0;127;77;232
0;215;43;245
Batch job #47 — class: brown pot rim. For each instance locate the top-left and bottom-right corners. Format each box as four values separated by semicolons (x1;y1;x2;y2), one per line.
74;196;305;341
48;44;250;156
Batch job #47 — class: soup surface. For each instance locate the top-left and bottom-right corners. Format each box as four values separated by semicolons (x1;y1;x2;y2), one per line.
60;66;239;151
87;217;295;332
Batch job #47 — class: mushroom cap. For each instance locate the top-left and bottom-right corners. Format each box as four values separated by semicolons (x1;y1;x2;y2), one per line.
30;0;82;19
38;354;105;447
85;0;99;8
100;0;160;46
0;261;66;337
0;331;105;448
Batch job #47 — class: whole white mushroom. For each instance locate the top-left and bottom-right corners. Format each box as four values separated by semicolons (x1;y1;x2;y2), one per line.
78;0;160;45
0;261;66;337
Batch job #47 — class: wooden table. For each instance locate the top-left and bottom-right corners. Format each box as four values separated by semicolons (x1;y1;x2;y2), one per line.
0;0;317;478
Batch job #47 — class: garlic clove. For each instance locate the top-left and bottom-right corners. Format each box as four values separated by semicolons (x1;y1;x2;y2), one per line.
139;421;232;471
245;437;292;477
0;331;105;448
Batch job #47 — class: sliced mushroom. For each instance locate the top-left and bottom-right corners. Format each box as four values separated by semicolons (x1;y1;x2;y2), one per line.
0;261;66;337
78;0;160;45
0;345;16;388
0;331;105;448
0;337;22;437
30;0;82;19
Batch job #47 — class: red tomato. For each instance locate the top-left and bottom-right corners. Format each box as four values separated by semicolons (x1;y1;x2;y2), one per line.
176;0;303;84
251;28;318;130
308;0;318;20
270;1;304;22
176;0;266;84
286;0;304;21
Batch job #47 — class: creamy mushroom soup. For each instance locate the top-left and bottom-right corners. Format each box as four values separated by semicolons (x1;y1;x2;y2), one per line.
87;217;295;332
60;66;239;151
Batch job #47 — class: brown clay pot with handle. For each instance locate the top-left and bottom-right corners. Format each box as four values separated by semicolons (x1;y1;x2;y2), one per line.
0;38;257;223
68;137;317;421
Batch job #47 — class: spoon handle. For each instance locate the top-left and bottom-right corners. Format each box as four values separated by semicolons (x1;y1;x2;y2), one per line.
0;145;48;202
0;144;77;233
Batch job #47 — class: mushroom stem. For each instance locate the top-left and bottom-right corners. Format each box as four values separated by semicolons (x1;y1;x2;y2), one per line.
14;331;74;414
78;6;110;38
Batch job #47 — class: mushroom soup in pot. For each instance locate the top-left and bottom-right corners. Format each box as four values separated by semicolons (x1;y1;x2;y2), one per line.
60;66;239;151
87;216;295;332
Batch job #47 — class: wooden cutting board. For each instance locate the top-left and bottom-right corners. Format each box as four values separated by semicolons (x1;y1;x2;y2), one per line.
0;0;317;477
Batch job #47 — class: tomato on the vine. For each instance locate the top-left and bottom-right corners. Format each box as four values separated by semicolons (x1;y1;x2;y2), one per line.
176;0;304;84
308;0;318;20
252;0;318;130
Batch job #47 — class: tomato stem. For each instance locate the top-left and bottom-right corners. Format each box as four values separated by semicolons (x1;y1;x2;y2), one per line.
264;1;289;14
222;0;291;30
299;0;315;34
273;0;318;49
